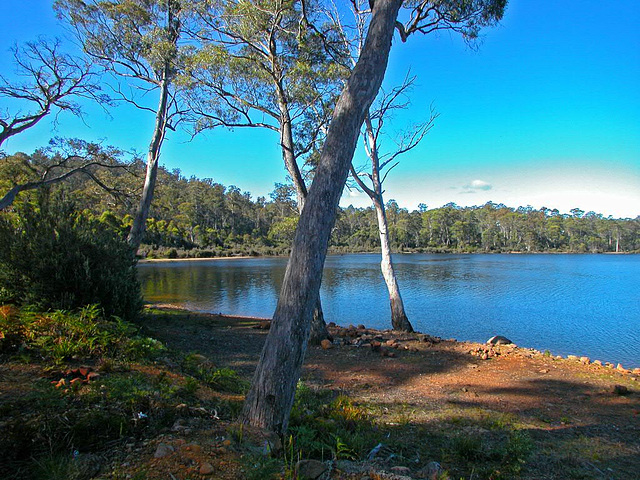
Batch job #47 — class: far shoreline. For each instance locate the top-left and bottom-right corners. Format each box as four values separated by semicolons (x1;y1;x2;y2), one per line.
137;250;638;263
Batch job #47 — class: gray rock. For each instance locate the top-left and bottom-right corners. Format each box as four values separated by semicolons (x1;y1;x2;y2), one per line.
417;461;446;480
611;385;630;396
391;466;411;475
295;459;328;479
486;335;512;345
154;443;174;459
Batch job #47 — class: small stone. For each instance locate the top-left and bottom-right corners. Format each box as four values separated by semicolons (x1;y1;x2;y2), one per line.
390;466;411;475
418;461;446;480
321;339;333;350
617;363;627;372
481;352;489;360
593;360;603;367
357;324;366;330
154;443;174;459
199;462;214;475
611;385;630;396
567;355;578;361
539;369;550;374
295;459;327;479
222;439;232;447
633;368;640;375
580;356;591;365
184;443;202;453
487;335;512;345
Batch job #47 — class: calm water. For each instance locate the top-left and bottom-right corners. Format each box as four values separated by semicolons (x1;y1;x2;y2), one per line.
138;254;640;368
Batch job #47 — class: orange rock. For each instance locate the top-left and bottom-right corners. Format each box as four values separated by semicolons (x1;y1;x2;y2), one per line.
200;462;215;475
320;339;333;350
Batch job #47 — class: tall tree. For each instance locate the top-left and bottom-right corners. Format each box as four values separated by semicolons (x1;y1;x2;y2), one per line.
55;0;189;252
241;0;507;434
350;75;436;331
0;37;106;149
187;0;348;343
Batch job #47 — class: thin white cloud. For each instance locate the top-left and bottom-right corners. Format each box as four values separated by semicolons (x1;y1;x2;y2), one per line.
459;179;493;194
468;179;493;191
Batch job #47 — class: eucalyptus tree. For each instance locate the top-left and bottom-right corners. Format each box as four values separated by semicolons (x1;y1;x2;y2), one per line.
0;38;107;149
55;0;191;251
242;0;507;434
350;75;437;332
187;0;348;343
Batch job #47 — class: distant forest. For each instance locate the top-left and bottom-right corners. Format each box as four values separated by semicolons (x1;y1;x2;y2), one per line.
3;149;639;257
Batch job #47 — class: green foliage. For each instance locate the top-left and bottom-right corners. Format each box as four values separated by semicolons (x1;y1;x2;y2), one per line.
242;453;281;480
0;194;142;320
288;382;377;461
0;305;163;364
3;151;636;260
182;353;248;394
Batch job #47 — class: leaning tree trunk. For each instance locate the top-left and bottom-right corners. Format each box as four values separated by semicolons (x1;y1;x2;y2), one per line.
373;198;413;332
127;70;170;252
241;0;403;434
278;90;330;345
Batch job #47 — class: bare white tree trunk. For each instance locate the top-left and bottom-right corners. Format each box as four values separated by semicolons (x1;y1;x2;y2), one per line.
351;112;414;332
127;70;170;252
373;197;413;331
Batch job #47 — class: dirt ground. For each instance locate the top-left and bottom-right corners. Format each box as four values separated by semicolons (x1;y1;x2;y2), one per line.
132;305;640;480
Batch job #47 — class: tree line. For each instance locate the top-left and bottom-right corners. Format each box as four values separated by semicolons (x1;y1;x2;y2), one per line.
3;147;637;257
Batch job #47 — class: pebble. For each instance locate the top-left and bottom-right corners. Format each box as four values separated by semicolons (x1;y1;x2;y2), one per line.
295;459;327;479
321;339;333;350
154;443;174;459
199;462;214;474
390;466;411;475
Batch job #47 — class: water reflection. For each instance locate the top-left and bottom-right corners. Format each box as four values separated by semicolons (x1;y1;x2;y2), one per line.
138;254;640;368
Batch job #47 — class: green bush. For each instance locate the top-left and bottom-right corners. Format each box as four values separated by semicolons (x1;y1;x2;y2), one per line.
0;194;142;320
0;305;165;363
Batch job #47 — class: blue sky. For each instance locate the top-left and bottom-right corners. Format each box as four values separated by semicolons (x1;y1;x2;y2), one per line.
1;1;639;218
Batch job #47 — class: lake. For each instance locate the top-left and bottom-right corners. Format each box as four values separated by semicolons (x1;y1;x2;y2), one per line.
138;253;640;368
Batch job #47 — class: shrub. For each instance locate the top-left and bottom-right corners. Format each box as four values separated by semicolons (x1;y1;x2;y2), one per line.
0;194;142;320
0;305;165;363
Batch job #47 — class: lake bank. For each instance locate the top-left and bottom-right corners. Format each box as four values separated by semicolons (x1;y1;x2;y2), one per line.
138;253;640;369
135;306;640;479
3;305;638;479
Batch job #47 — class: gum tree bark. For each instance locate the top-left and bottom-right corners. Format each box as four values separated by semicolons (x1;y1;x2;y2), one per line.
277;85;330;345
241;0;403;434
127;70;170;250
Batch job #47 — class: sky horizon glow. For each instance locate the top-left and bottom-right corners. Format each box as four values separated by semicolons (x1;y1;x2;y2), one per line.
1;0;639;219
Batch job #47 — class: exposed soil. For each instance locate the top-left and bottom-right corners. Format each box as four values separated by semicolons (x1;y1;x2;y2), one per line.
131;305;640;480
2;305;638;480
